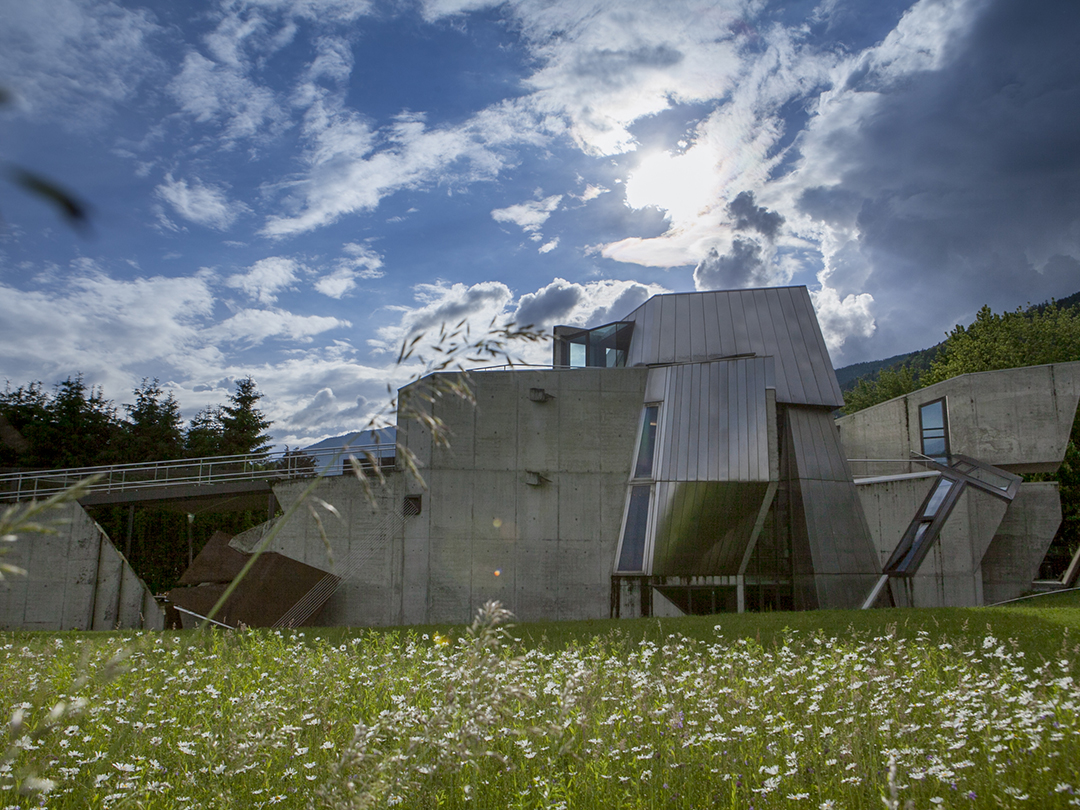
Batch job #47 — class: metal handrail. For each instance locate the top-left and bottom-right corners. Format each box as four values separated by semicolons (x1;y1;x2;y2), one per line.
0;443;395;502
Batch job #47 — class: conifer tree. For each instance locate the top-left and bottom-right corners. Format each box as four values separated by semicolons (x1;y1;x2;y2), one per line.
219;377;273;456
122;379;185;462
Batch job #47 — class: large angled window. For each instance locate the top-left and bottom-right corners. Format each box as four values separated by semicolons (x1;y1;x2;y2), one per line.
616;485;651;573
883;475;960;576
633;405;660;479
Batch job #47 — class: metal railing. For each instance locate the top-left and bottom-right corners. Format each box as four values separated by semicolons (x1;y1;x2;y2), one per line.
0;443;395;503
846;458;935;480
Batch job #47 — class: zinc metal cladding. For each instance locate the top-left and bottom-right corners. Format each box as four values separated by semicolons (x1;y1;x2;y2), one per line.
651;358;774;483
622;286;843;408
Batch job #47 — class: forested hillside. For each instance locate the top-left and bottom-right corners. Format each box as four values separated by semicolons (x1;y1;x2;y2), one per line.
834;290;1080;392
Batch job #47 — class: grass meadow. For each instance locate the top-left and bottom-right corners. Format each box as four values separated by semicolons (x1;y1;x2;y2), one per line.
1;595;1079;809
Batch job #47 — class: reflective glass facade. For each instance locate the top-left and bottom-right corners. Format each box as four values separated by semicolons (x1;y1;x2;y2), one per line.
633;406;659;479
554;321;634;368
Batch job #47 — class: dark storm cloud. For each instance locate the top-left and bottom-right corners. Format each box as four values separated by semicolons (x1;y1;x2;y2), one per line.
728;191;784;238
693;192;785;291
693;239;771;290
590;283;653;324
800;0;1080;352
514;280;583;327
572;44;684;88
407;284;509;333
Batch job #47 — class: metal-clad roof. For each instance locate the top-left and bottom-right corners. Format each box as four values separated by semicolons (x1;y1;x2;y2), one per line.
622;287;844;407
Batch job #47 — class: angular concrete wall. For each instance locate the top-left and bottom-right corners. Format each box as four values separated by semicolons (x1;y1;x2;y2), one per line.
402;368;647;625
837;361;1080;473
853;476;1011;607
238;368;647;627
230;474;406;627
0;502;163;631
981;482;1061;604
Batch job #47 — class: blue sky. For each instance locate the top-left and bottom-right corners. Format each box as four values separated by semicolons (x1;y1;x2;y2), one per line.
1;0;1077;448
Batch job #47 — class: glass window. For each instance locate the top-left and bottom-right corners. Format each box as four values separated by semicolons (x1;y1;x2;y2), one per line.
895;523;931;573
920;399;949;460
964;465;1012;491
556;321;633;367
633;406;660;479
923;478;953;518
616;486;651;572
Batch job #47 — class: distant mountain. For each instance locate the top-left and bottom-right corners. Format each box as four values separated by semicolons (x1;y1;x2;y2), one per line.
833;289;1080;391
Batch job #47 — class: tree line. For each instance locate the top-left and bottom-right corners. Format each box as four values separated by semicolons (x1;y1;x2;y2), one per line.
0;375;276;594
0;375;272;470
841;301;1080;414
841;300;1080;579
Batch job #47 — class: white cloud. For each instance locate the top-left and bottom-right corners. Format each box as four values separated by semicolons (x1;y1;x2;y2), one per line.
314;269;357;299
809;279;876;354
538;238;559;254
341;242;384;277
156;174;247;230
369;280;515;360
169;50;286;142
249;0;755;238
503;0;748;156
0;0;162;126
491;194;563;233
514;277;668;331
209;308;349;346
262;107;537;237
0;267;218;394
600;21;833;269
226;256;301;304
577;184;608;202
314;243;385;298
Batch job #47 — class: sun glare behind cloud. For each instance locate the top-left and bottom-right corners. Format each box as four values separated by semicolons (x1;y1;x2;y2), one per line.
624;147;719;228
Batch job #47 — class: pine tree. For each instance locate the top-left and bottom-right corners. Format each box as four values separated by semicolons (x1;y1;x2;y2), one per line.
219;377;273;456
184;407;224;458
122;379;185;463
38;376;121;468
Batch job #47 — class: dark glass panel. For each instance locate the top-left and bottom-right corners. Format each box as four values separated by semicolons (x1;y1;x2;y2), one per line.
920;400;944;430
923;478;953;518
922;434;947;457
920;399;949;460
634;406;659;478
892;522;930;574
617;485;651;572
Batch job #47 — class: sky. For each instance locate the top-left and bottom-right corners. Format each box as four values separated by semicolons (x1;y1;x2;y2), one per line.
0;0;1077;449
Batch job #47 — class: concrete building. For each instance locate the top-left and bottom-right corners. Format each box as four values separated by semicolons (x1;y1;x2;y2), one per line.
240;287;890;626
4;287;1073;631
234;289;1077;626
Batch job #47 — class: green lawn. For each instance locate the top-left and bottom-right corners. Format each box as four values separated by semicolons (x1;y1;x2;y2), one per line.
2;597;1079;809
